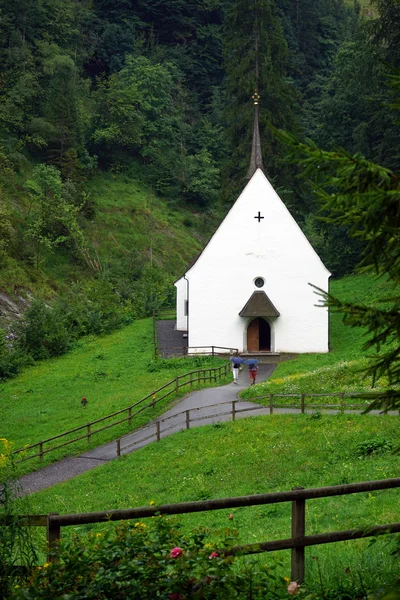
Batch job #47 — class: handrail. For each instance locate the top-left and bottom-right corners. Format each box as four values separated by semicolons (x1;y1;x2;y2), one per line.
10;477;400;583
115;395;397;458
12;361;231;465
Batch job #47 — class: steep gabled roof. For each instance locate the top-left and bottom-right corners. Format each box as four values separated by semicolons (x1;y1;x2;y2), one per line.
239;291;280;317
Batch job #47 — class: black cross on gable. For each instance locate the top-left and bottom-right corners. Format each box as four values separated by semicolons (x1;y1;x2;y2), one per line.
254;211;264;222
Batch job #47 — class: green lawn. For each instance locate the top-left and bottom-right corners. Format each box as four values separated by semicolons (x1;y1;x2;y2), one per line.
28;413;400;589
5;271;400;594
1;318;227;474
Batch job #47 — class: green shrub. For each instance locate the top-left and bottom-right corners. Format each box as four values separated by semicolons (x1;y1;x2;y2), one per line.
14;518;288;600
354;436;393;457
16;300;72;360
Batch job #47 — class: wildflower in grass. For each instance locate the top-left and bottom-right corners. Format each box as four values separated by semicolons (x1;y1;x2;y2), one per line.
134;522;146;528
208;551;218;559
229;513;234;520
170;547;183;558
149;500;156;506
287;581;300;595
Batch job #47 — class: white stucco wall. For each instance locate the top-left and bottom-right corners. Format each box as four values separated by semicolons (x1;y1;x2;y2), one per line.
175;277;188;331
181;169;330;354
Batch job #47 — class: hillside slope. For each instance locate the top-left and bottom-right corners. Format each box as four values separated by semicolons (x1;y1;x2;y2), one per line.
0;169;222;326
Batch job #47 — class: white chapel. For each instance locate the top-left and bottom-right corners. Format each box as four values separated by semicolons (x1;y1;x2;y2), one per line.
175;98;331;355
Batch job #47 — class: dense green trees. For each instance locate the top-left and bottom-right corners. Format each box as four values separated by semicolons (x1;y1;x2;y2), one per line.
0;0;399;348
278;74;400;409
222;0;299;201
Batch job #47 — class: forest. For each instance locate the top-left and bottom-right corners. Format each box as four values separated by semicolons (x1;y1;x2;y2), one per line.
0;0;399;376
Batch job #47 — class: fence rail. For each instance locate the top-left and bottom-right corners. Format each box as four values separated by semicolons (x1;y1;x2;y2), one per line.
12;362;231;466
9;478;400;583
14;389;397;467
113;394;397;459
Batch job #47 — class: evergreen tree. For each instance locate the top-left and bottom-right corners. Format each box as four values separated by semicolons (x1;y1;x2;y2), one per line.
276;75;400;410
222;0;299;203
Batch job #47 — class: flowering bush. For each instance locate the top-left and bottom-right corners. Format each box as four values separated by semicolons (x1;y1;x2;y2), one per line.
13;516;293;599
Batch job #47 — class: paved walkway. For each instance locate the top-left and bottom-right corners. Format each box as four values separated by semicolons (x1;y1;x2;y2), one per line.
157;320;187;357
18;365;275;496
18;364;395;497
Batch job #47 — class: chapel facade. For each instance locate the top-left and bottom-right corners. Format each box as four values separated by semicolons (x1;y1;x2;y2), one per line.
175;99;331;355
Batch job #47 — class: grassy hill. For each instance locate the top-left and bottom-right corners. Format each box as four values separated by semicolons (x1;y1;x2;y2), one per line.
1;271;394;473
4;272;399;595
0;168;223;319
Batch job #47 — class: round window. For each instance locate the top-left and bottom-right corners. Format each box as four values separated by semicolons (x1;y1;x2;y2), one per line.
254;277;264;288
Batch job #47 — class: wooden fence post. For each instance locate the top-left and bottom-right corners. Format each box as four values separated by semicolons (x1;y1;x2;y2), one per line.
232;401;236;421
156;421;161;442
301;394;305;414
87;424;91;444
291;487;306;584
128;407;132;426
212;346;215;356
175;377;179;393
186;410;190;429
190;372;193;387
269;394;274;415
46;513;60;563
117;439;121;457
39;442;43;463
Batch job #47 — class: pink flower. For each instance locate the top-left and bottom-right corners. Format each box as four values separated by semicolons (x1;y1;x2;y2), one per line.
170;547;183;558
228;514;234;520
287;581;300;595
208;551;218;559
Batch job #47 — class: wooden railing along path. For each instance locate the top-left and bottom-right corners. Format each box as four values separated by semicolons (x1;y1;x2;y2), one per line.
12;361;232;466
113;392;396;457
14;390;396;467
9;478;400;583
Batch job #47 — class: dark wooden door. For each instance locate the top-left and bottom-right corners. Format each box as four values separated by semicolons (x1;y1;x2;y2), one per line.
247;319;259;351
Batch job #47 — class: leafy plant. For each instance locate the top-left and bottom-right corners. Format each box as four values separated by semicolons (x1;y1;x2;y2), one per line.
14;517;289;599
0;438;38;599
355;436;393;457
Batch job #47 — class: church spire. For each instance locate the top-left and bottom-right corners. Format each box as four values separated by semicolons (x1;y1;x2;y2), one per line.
246;91;264;179
246;0;264;180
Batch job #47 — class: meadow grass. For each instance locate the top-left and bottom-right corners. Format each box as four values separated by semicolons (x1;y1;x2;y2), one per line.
83;172;221;278
1;318;228;474
28;413;400;589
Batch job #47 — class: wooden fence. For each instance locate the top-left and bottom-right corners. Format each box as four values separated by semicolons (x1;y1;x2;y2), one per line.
10;478;400;583
113;393;397;458
12;362;231;466
13;389;397;467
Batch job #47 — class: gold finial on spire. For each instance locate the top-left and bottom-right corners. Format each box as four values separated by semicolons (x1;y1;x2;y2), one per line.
252;91;260;105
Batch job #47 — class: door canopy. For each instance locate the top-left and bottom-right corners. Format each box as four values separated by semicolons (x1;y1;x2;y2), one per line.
239;291;280;317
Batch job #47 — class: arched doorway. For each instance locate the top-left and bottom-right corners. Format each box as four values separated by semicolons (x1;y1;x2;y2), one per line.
247;318;271;352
